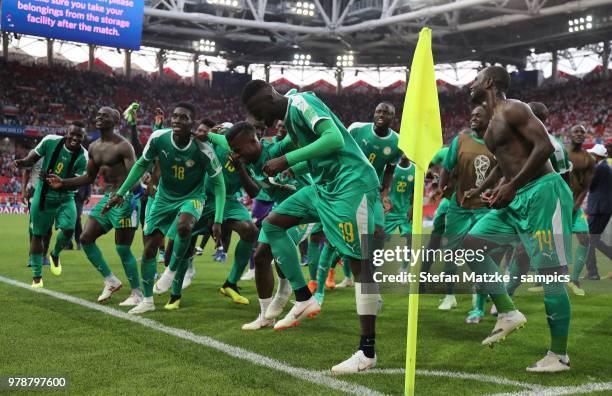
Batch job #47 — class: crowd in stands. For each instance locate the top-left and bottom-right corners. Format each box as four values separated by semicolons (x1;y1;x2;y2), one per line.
0;59;610;199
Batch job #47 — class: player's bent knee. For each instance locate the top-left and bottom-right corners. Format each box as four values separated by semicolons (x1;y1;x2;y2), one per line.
176;223;193;239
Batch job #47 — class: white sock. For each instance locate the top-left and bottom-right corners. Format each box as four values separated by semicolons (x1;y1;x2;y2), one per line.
259;297;272;315
143;296;153;303
277;278;292;297
131;288;143;297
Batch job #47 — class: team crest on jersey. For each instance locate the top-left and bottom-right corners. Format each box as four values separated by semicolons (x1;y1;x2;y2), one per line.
383;147;391;155
408;175;414;182
185;160;195;167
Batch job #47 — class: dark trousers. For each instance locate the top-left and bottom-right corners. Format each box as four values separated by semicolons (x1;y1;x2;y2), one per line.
586;213;612;277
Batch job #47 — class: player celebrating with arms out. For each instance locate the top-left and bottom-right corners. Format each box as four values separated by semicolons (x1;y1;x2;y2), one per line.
104;103;225;314
12;122;88;287
242;80;381;373
463;66;573;372
47;107;142;306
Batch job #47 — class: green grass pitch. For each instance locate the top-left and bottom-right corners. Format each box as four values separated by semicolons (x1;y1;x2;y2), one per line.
1;214;611;395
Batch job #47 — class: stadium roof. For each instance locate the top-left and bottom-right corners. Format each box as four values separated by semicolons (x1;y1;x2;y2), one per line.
142;0;612;68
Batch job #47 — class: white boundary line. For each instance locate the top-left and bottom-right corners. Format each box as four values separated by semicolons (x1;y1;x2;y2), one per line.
320;368;543;391
0;276;384;396
487;382;612;396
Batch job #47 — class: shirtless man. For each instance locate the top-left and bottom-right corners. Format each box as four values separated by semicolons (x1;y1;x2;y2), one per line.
463;66;573;372
48;107;142;306
566;125;595;292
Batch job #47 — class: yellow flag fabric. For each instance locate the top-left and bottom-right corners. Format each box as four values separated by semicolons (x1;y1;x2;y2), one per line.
398;27;442;168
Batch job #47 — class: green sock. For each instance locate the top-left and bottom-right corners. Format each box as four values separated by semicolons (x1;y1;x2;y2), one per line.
506;252;521;296
571;242;589;282
474;293;486;312
115;245;140;290
542;281;571;354
141;256;157;297
262;222;306;291
316;243;334;294
468;249;516;313
51;231;71;257
306;241;321;281
168;236;191;271
227;240;254;284
83;243;112;278
342;255;352;278
171;256;191;295
31;254;43;278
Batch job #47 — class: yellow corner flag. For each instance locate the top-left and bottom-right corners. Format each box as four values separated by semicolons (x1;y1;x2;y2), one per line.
397;27;443;396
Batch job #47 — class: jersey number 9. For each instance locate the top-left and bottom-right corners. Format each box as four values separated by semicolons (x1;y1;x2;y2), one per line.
368;153;376;164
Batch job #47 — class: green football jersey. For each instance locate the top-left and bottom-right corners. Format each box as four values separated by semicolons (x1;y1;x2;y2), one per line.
548;134;571;175
34;134;87;200
348;122;402;180
142;128;221;202
283;92;378;192
388;162;416;216
430;146;449;166
205;142;243;198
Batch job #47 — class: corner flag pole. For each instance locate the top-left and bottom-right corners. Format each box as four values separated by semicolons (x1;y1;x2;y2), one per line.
397;27;443;396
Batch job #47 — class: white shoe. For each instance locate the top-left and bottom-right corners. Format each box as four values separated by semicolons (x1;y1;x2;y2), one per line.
242;314;275;330
482;310;527;347
265;289;292;320
195;247;203;256
273;297;321;330
153;267;176;295
119;290;143;306
331;350;377;374
526;351;570;372
97;277;122;303
181;263;196;290
438;295;457;310
128;299;155;314
240;268;255;281
336;278;353;288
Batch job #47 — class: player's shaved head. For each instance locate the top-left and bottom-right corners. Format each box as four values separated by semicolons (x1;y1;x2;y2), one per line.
241;80;272;104
482;66;511;92
99;106;120;124
227;121;261;164
226;121;256;142
528;102;549;123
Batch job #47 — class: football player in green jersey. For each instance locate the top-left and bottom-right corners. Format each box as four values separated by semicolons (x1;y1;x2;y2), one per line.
384;155;415;237
47;107;143;306
154;121;259;308
242;80;381;373
314;103;403;298
104;103;226;315
12;123;88;287
440;106;498;323
222;122;319;330
463;66;572;372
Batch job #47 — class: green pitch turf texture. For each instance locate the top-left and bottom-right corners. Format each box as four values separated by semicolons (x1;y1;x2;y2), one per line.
1;214;611;395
